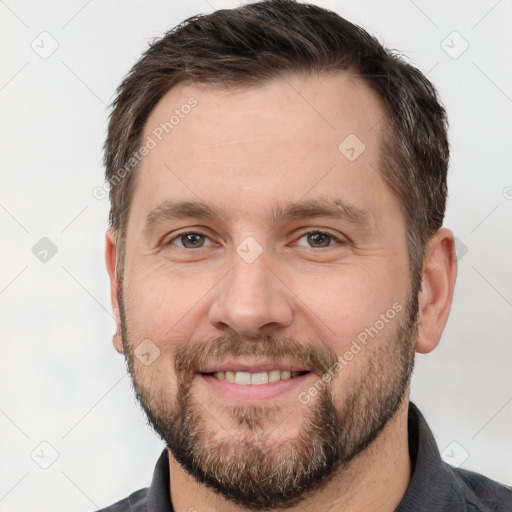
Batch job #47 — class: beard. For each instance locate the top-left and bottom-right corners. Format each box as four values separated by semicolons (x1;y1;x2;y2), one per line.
118;285;418;510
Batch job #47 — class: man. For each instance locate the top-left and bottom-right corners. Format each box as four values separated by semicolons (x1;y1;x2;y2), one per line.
99;1;512;511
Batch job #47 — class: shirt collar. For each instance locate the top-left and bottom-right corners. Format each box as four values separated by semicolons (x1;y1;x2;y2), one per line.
145;448;173;511
396;402;468;511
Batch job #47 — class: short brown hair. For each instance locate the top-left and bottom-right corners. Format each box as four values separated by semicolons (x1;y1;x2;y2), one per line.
104;0;449;281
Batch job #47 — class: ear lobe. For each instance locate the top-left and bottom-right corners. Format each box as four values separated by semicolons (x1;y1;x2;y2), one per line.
112;327;124;354
415;228;458;354
105;229;124;354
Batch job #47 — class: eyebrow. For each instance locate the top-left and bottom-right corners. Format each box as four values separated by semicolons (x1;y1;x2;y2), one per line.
271;198;369;227
142;197;370;234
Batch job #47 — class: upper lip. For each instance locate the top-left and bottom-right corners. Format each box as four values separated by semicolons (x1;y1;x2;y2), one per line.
199;360;312;374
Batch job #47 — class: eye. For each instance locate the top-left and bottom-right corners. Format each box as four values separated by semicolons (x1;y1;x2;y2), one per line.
167;232;214;249
295;230;342;248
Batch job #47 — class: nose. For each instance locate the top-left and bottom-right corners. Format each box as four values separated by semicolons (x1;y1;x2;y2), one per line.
208;250;294;338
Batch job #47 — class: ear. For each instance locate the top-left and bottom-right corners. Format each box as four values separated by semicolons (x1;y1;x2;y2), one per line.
416;228;458;354
105;229;124;354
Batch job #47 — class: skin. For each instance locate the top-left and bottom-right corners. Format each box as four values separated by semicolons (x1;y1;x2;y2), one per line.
105;73;457;512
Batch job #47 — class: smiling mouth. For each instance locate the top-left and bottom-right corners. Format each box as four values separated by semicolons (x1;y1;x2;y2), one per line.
201;370;311;385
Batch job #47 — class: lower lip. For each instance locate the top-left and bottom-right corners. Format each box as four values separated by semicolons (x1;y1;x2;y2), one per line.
199;373;314;402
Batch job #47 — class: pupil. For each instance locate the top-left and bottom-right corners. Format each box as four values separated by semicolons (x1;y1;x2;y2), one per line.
308;232;330;248
182;234;203;248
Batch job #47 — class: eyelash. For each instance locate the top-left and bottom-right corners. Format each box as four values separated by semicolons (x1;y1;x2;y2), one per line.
165;229;344;249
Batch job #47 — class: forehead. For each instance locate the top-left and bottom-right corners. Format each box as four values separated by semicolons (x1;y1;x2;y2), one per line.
130;72;393;229
143;72;384;158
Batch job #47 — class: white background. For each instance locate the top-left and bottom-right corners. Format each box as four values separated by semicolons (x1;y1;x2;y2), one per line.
0;1;511;510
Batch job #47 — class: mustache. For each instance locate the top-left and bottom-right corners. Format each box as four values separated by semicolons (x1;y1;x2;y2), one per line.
174;332;339;387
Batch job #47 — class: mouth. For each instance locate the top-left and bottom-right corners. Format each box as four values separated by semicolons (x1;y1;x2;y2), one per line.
201;369;311;385
197;362;315;402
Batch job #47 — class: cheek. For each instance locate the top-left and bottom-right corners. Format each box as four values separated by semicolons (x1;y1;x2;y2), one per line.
289;264;407;354
122;263;213;350
306;276;409;401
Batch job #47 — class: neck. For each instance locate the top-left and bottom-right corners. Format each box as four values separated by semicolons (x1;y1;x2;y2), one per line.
168;398;412;512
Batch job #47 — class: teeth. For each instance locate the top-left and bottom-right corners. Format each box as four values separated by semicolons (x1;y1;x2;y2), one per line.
269;370;281;382
251;372;268;385
235;372;251;385
212;370;304;384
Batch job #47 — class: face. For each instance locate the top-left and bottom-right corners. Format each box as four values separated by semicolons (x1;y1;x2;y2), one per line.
115;73;418;509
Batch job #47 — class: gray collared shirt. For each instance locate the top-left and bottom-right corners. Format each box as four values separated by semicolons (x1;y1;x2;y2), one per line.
95;403;512;511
